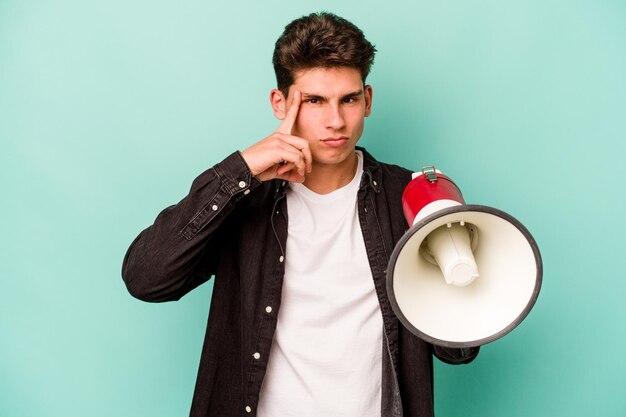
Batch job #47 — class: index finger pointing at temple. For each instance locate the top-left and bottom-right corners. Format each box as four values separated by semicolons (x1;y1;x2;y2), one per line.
276;90;301;135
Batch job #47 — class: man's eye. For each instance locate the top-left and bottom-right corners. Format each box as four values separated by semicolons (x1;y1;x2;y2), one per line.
343;97;357;103
306;98;318;104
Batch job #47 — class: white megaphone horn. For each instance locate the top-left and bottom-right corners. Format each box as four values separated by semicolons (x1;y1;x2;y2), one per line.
387;166;542;348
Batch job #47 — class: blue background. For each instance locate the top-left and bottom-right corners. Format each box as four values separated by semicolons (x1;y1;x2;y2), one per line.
1;1;625;416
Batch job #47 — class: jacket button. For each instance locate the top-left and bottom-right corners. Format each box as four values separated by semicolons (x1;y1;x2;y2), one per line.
245;405;252;413
239;180;247;188
279;256;284;263
244;189;250;195
265;306;273;314
253;352;261;360
211;205;218;211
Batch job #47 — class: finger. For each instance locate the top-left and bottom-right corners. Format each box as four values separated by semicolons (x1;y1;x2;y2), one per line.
276;162;295;176
301;143;312;173
276;90;301;135
276;144;306;176
274;133;312;173
275;163;305;182
277;170;305;183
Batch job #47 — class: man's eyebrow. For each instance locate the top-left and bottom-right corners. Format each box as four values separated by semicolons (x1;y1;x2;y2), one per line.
341;89;365;98
301;89;364;100
301;92;325;99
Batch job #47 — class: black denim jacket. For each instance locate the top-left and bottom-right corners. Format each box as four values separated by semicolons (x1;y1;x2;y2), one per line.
122;147;478;417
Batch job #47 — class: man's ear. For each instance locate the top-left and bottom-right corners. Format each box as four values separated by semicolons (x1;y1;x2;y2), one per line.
364;84;373;117
270;89;288;120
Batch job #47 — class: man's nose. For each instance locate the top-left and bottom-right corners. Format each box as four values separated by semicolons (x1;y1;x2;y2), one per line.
325;103;346;130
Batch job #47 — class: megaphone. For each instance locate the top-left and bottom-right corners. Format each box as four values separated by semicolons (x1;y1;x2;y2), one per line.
387;166;542;348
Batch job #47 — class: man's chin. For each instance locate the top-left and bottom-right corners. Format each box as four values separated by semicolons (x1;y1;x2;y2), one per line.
312;148;357;167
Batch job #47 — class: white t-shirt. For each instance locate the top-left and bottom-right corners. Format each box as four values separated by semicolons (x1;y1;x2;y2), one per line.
257;151;383;417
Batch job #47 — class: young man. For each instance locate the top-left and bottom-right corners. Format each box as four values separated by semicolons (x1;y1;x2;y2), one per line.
122;12;478;417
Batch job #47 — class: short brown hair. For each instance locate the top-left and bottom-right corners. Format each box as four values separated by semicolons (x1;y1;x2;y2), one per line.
273;12;377;96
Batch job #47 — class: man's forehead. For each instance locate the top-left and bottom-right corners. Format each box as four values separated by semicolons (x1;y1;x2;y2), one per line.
288;67;365;97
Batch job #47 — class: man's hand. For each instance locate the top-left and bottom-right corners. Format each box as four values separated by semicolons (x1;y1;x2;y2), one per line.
241;91;313;183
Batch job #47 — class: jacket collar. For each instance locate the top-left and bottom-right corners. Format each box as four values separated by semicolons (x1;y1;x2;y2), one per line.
357;146;382;193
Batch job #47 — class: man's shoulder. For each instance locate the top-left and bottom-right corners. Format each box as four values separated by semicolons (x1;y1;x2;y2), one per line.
358;147;413;187
379;160;413;177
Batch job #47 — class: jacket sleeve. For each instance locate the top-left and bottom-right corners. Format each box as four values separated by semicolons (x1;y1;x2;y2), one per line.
432;345;480;365
121;151;261;302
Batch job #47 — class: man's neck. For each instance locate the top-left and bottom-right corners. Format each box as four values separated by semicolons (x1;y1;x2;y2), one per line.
302;151;358;195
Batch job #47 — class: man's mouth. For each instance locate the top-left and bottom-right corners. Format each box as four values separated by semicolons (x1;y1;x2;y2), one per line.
321;136;349;147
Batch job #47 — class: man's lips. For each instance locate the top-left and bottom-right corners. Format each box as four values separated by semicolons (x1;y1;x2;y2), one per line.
321;136;349;147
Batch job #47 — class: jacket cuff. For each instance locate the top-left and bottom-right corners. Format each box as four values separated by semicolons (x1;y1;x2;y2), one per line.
433;345;480;365
212;151;262;197
180;152;261;241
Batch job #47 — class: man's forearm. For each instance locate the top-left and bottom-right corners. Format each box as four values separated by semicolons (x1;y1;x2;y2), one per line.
121;151;260;302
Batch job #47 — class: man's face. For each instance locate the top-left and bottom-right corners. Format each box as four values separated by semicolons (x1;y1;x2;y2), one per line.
277;67;373;168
